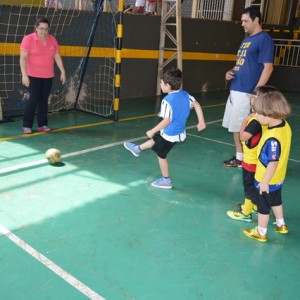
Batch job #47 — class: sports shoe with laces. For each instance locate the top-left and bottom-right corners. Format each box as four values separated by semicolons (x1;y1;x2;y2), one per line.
275;224;288;234
23;127;32;134
38;126;51;132
243;227;267;242
223;156;242;167
124;142;141;157
151;177;172;189
227;210;252;222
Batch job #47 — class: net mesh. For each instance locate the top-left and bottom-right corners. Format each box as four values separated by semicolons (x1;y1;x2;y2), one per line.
0;0;118;120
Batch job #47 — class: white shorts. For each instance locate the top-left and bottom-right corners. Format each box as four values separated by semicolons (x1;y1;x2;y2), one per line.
222;90;251;132
135;0;145;6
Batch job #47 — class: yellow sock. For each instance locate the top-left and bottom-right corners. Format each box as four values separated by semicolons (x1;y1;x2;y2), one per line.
242;198;254;216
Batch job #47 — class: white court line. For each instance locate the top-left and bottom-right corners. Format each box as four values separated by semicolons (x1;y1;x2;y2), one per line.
186;118;223;130
0;137;145;174
0;223;105;300
0;119;223;175
0;119;223;297
187;132;234;146
0;117;299;297
187;132;300;164
1;118;299;173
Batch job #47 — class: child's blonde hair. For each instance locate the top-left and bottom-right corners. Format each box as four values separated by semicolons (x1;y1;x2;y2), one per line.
253;90;291;119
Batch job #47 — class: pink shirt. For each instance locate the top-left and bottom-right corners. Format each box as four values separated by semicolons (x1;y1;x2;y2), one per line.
20;32;59;78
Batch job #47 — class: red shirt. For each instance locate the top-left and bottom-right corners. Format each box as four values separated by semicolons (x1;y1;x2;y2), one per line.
20;32;59;78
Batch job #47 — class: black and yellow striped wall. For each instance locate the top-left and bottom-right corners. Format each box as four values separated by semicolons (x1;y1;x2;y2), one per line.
120;15;300;97
1;10;299;103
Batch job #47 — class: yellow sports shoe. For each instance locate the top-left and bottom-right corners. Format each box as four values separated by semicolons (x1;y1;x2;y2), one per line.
227;210;252;222
243;227;267;242
275;225;288;234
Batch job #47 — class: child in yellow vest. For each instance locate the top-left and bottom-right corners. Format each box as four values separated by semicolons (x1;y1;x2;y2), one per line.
243;90;291;242
227;86;278;222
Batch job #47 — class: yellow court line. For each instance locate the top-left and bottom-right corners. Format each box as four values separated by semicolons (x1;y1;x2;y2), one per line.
0;103;225;142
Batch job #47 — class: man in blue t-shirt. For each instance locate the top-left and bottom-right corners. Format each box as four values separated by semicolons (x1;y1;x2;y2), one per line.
222;6;274;167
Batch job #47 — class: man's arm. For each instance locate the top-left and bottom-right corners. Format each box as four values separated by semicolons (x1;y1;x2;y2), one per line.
256;62;273;87
225;68;235;81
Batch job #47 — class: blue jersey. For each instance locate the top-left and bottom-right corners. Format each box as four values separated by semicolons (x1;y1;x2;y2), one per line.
230;31;274;93
159;90;193;142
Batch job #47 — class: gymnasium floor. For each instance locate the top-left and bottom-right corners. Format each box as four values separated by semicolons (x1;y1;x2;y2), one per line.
0;91;299;300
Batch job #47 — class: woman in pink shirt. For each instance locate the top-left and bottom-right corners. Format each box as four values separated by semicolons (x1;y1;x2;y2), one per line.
20;17;66;134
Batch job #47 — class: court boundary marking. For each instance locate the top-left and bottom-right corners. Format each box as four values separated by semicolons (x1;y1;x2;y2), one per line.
1;118;299;175
0;119;222;175
0;120;220;299
0;119;222;298
1;117;299;298
0;223;105;300
187;132;300;164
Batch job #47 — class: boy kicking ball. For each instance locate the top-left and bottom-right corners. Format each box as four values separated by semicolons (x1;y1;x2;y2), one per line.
124;68;206;189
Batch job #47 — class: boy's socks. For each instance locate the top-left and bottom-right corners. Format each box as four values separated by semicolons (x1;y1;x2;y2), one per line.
242;198;254;215
258;226;267;236
276;218;285;227
236;152;243;161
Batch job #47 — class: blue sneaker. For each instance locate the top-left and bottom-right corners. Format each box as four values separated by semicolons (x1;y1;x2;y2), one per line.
124;142;141;157
151;177;172;189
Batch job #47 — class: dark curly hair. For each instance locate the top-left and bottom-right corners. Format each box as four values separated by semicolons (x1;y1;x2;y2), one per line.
161;68;182;90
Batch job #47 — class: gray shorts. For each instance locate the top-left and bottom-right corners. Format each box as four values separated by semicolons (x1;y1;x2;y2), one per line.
222;90;251;132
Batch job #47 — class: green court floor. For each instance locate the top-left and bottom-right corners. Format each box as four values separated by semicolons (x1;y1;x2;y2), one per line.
0;91;299;300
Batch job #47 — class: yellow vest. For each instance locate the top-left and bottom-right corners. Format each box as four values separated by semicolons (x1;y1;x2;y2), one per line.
255;120;291;186
242;116;267;166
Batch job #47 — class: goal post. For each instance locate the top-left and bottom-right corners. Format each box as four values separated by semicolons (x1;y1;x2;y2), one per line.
0;97;2;122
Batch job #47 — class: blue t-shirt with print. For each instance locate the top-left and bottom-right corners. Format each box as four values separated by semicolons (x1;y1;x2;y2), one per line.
230;31;274;94
163;90;191;136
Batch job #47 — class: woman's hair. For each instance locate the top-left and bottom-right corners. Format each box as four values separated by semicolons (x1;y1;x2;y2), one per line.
253;90;291;119
161;68;182;90
35;17;50;29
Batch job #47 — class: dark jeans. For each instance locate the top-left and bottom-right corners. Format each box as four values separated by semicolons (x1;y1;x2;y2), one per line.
23;76;53;128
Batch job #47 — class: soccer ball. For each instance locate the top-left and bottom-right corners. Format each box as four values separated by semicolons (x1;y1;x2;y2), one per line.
45;148;61;164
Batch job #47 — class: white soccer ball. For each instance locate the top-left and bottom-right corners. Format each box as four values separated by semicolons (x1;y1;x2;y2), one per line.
45;148;61;164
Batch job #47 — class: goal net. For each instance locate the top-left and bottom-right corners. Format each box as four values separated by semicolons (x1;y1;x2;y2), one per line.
0;0;119;122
